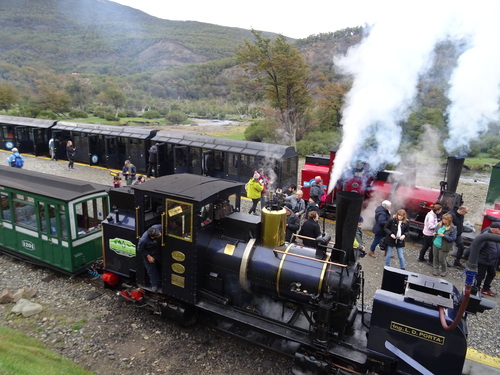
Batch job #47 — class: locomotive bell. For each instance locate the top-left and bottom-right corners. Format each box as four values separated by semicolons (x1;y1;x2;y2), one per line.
261;207;286;247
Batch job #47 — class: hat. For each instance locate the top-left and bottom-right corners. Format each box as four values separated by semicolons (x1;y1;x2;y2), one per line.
315;176;322;183
490;222;500;229
12;148;18;152
358;216;364;222
253;172;260;179
284;203;293;212
147;227;161;237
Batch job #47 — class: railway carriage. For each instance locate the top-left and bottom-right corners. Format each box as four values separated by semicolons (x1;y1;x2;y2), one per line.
51;120;155;171
0;165;110;275
150;130;298;187
0;115;55;156
0;115;299;189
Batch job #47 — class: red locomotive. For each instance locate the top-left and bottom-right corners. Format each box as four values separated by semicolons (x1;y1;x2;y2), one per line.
301;148;465;239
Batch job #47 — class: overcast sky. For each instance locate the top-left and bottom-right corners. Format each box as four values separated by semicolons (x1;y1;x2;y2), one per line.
110;0;383;39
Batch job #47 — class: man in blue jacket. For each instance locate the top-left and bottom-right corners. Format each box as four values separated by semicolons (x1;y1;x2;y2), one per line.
368;200;391;258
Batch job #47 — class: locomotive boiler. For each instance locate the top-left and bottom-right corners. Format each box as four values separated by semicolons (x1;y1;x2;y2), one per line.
100;173;495;374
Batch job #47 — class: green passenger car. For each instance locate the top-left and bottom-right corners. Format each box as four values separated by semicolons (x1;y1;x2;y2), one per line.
0;165;109;275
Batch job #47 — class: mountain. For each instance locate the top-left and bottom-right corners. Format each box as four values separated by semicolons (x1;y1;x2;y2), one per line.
0;0;285;75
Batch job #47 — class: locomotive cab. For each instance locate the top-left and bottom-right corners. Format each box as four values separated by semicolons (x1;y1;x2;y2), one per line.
102;174;244;304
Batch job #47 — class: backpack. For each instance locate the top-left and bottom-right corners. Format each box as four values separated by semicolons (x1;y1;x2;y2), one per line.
11;155;24;168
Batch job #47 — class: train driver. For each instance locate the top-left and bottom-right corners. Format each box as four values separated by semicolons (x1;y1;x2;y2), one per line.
137;224;163;292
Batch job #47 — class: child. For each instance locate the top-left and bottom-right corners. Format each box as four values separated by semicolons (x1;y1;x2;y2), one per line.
432;213;457;277
112;175;122;188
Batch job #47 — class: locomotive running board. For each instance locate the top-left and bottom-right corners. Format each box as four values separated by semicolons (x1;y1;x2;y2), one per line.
196;300;305;357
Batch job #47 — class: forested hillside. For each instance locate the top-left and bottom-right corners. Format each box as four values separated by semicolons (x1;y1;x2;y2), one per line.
0;0;282;75
1;0;497;159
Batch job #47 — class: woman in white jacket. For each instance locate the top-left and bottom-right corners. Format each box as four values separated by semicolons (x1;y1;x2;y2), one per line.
418;203;443;263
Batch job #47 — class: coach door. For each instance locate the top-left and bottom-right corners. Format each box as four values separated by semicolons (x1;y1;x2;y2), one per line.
202;150;214;177
227;152;241;182
127;138;147;173
189;147;202;175
173;146;189;174
105;136;120;169
156;143;173;176
72;132;89;163
33;128;49;156
39;202;65;269
14;126;32;153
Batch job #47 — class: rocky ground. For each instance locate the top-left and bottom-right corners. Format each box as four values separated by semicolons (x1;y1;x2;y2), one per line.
0;154;498;374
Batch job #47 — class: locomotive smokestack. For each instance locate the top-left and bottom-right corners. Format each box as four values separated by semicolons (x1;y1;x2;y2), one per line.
334;191;364;264
445;157;465;193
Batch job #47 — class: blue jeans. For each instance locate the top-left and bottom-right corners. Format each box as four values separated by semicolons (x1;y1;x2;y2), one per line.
144;260;161;288
385;246;405;269
370;232;385;252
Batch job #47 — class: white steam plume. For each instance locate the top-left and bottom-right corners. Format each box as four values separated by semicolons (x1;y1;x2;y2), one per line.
328;1;498;194
444;1;500;155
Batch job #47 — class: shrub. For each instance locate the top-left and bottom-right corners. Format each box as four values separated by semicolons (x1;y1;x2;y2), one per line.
142;110;161;119
296;131;341;157
166;110;188;124
488;145;500;159
244;119;276;143
69;109;88;118
37;110;58;120
104;113;119;121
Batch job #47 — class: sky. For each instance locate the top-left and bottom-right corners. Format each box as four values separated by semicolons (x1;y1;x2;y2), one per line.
109;0;380;39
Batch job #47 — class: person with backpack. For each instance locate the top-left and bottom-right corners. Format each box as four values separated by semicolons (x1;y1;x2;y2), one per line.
7;148;24;168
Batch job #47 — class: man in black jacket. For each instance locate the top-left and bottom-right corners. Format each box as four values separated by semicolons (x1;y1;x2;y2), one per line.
475;222;500;296
449;205;468;269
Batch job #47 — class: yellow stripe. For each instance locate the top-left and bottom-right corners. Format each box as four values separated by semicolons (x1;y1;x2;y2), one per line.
466;348;500;369
276;243;293;296
317;254;330;295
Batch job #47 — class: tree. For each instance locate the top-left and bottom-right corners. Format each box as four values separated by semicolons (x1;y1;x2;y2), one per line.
237;30;312;147
65;76;92;111
315;81;349;131
0;82;19;111
36;85;71;116
97;88;126;117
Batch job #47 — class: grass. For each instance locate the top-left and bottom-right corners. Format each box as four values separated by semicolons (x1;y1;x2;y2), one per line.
0;325;94;375
463;154;499;170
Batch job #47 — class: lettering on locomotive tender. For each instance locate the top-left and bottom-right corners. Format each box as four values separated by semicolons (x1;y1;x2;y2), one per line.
21;240;35;251
390;322;445;345
109;238;136;258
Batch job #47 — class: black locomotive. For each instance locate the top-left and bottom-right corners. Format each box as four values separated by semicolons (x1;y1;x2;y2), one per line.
100;173;496;375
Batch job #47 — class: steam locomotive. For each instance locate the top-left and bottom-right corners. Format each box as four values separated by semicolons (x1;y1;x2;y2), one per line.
301;149;468;239
99;173;495;375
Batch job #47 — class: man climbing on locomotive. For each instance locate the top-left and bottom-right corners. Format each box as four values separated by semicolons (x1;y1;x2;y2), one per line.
138;224;163;292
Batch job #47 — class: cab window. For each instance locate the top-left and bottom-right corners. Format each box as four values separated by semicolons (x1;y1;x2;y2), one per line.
166;199;192;241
